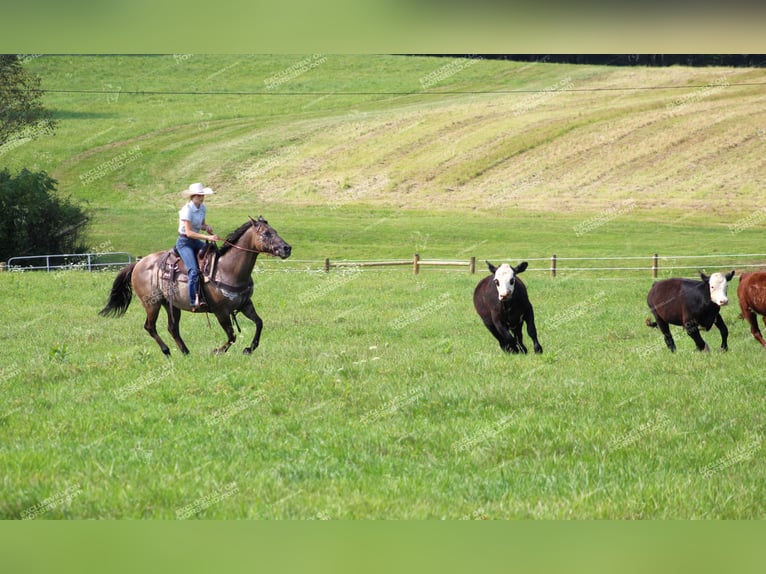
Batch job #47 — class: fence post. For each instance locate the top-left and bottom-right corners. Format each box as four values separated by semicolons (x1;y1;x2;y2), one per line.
324;258;330;273
551;254;557;278
469;256;475;274
652;254;658;278
413;253;420;275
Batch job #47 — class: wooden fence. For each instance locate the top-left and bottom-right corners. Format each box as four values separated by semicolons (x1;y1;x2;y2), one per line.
324;254;476;274
319;253;766;277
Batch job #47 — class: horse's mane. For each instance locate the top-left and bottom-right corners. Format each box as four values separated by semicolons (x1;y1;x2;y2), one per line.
218;221;252;256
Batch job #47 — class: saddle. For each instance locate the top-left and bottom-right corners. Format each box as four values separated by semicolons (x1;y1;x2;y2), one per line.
158;243;219;308
165;242;217;282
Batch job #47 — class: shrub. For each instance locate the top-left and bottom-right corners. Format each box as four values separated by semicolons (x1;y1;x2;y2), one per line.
0;168;90;261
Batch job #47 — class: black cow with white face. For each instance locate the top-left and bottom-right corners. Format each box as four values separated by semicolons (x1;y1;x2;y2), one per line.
473;260;543;354
646;270;735;352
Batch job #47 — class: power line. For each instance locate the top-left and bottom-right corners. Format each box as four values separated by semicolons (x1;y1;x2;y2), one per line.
32;81;766;97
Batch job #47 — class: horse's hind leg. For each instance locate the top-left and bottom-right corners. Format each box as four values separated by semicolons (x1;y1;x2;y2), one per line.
213;311;237;355
239;298;263;355
144;303;171;356
166;304;190;355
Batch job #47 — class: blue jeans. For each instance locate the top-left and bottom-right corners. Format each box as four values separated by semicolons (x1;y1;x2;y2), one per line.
176;235;205;304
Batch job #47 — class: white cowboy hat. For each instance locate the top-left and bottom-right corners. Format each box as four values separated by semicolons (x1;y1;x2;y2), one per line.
181;182;215;197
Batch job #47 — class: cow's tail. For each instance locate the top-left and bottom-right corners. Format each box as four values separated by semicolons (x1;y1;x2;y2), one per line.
645;317;658;329
99;263;136;318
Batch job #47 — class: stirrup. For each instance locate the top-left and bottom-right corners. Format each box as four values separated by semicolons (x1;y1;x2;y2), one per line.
192;292;207;312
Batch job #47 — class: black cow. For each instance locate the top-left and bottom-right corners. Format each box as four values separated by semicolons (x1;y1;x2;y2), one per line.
645;271;735;352
473;260;543;354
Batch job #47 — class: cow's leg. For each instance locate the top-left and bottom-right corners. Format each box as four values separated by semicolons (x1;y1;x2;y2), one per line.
744;311;766;348
524;306;543;354
653;314;676;352
714;313;729;351
484;319;518;353
684;322;709;352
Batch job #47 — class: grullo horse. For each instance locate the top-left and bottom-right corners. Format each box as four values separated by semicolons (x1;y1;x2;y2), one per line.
100;216;291;355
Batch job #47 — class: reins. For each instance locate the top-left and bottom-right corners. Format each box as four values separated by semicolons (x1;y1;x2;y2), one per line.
222;240;262;254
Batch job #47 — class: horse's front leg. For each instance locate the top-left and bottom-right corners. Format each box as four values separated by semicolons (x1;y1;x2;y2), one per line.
238;298;263;355
212;311;236;355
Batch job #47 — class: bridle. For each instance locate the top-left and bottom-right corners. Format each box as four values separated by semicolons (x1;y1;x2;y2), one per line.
222;219;268;254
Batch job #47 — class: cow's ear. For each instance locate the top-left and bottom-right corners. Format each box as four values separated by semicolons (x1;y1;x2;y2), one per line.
726;270;736;281
485;260;497;274
514;261;528;274
699;271;710;283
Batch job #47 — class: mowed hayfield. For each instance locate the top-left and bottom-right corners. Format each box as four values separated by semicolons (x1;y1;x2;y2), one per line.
2;55;766;518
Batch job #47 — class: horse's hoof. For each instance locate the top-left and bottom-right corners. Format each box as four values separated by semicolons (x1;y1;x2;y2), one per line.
243;348;253;355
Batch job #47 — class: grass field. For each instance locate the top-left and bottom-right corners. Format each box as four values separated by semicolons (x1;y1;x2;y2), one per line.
2;55;766;518
2;266;765;519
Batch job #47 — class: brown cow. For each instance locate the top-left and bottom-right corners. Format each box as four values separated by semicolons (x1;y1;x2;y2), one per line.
737;271;766;349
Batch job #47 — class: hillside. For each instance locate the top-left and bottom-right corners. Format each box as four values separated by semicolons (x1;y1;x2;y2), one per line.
4;55;766;253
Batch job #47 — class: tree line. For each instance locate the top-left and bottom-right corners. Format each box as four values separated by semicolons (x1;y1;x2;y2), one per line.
433;55;766;67
1;55;89;261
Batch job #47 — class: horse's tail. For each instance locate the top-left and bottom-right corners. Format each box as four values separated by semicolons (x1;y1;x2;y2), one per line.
99;262;136;318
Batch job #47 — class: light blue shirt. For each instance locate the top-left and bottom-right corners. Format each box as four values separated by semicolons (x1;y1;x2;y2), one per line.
178;201;206;235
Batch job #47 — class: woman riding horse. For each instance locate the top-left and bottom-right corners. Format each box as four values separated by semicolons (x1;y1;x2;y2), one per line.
177;182;221;312
100;215;292;356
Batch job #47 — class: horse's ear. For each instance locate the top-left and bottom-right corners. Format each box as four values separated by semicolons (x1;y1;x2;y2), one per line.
248;216;256;225
485;260;497;274
514;261;528;274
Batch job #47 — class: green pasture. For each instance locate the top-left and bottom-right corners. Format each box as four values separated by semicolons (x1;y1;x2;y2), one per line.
2;55;766;518
1;263;765;519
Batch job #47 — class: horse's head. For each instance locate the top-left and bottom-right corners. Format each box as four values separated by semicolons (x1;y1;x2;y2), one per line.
248;216;292;259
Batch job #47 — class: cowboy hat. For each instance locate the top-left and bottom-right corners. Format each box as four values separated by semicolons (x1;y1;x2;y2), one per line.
181;182;215;197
